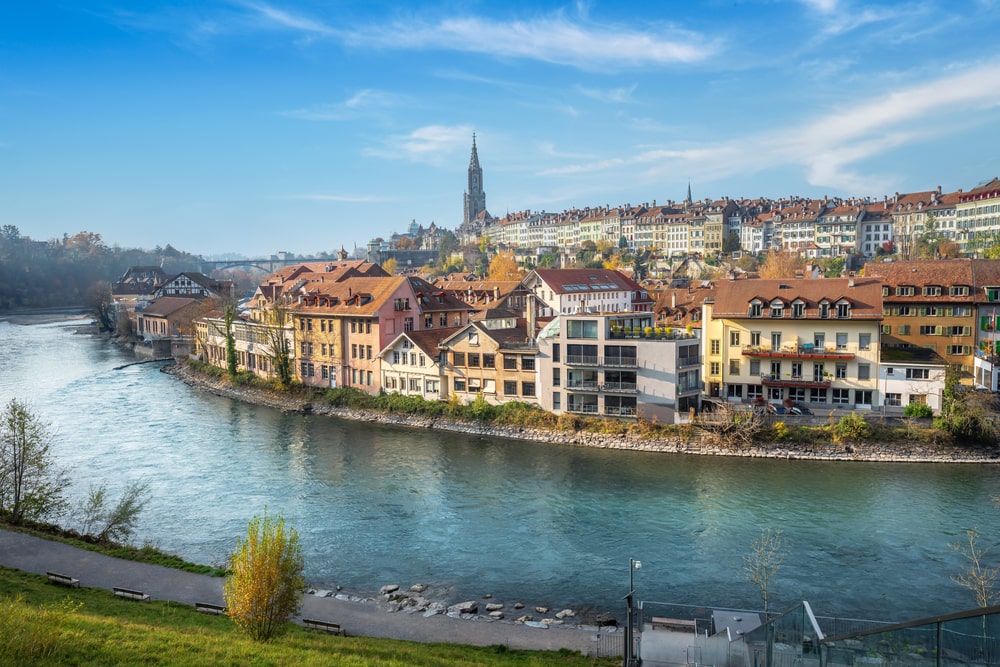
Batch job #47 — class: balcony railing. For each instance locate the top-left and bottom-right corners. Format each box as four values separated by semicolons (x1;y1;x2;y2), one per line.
567;403;599;414
602;382;638;393
565;355;638;368
608;329;697;341
604;356;638;368
604;406;637;417
760;374;832;388
742;345;856;360
566;381;600;392
566;354;600;366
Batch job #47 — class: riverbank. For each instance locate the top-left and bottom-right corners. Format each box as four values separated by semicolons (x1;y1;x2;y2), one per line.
163;361;1000;464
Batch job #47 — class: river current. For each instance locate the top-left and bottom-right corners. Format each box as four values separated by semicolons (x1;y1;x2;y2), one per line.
1;318;998;622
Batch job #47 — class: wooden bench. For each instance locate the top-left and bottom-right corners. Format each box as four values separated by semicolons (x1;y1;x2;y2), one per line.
651;616;696;632
195;602;227;615
302;618;345;635
113;586;150;602
46;571;80;588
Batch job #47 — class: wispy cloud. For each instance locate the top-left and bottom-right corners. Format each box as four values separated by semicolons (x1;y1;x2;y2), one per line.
234;2;716;69
799;0;839;13
577;84;638;103
363;125;474;165
281;89;401;121
539;61;1000;194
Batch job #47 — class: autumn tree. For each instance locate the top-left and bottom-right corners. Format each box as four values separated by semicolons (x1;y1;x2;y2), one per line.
77;480;150;544
262;303;293;388
743;526;786;616
382;258;398;275
488;250;524;281
224;305;238;377
224;509;305;641
0;400;68;524
758;250;804;279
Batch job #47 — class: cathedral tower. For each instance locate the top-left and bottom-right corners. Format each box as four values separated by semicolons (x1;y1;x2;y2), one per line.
463;133;487;226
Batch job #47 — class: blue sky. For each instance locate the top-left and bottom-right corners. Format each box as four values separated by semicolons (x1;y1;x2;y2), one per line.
2;1;999;258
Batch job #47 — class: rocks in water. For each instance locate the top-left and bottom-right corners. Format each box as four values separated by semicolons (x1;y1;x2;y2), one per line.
488;610;504;620
482;593;492;599
535;606;549;614
595;612;618;627
515;615;534;623
447;601;478;615
312;589;334;598
555;609;575;619
409;583;428;593
513;602;525;610
485;603;504;612
524;620;549;629
379;584;400;595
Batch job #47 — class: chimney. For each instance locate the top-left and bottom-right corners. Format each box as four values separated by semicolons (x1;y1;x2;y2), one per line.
671;293;676;308
848;272;855;288
525;293;536;338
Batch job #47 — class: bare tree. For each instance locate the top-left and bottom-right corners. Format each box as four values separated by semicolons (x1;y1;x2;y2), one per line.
744;526;786;615
78;480;151;544
951;527;999;608
696;402;767;449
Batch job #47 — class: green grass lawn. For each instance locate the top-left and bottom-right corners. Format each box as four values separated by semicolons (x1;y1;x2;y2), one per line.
0;567;617;666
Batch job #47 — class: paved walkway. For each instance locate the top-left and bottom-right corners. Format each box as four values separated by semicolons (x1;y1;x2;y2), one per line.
0;529;616;655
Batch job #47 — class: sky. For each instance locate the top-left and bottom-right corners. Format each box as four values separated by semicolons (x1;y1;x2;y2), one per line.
2;1;1000;258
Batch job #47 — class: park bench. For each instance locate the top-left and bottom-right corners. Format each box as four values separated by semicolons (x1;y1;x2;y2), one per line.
302;618;346;635
46;571;80;588
113;586;150;602
651;616;696;632
195;602;227;615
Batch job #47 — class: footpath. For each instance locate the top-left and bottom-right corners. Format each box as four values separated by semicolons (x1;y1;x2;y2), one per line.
0;528;610;655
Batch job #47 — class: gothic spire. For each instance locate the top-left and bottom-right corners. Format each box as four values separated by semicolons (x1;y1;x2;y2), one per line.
469;132;481;170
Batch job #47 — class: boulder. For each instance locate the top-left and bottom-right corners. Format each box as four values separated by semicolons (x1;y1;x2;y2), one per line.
595;612;618;627
409;583;429;593
555;609;575;619
535;606;549;614
513;602;525;610
447;601;478;615
379;584;400;595
485;603;504;612
488;611;504;620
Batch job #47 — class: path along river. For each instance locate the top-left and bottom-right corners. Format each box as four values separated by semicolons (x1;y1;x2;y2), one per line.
1;317;999;623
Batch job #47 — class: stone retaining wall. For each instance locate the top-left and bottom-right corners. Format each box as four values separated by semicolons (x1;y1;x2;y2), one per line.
162;363;1000;465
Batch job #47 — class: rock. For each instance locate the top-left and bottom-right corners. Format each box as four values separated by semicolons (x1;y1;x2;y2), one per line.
595;612;618;627
535;606;549;614
409;583;428;593
489;611;504;619
555;609;575;619
482;593;492;599
380;584;400;595
485;603;504;612
447;601;478;615
513;602;525;610
516;615;534;623
312;589;334;598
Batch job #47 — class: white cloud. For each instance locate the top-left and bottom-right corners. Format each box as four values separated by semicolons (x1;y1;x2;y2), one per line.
799;0;839;13
238;1;336;36
280;89;400;121
364;125;474;165
577;84;638;103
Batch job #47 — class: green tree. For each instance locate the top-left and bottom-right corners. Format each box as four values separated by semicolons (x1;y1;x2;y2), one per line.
0;400;68;524
224;509;305;641
224;306;238;377
743;526;786;615
722;232;741;254
263;304;293;388
935;369;1000;444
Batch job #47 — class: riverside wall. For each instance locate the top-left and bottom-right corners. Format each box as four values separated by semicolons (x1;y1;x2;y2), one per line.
163;363;1000;465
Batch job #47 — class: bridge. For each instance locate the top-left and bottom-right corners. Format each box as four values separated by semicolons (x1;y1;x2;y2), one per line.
198;256;362;274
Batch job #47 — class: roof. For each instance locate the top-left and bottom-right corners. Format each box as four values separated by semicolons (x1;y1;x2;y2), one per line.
862;259;1000;302
140;296;205;317
710;277;883;319
379;327;461;359
529;268;643;295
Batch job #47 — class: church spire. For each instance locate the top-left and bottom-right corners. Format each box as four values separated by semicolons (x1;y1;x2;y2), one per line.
469;132;481;170
463;133;486;226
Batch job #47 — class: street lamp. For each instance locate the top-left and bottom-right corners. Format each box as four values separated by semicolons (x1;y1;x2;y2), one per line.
625;559;642;667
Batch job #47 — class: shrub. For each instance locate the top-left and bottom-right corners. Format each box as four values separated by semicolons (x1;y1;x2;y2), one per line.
903;402;933;418
834;412;872;443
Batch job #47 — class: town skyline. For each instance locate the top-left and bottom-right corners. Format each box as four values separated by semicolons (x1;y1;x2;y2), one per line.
3;1;1000;257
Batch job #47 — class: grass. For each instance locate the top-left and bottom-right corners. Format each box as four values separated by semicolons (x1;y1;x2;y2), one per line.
0;567;617;666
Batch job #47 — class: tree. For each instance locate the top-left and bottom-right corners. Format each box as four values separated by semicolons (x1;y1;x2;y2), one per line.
722;232;741;254
951;527;999;608
0;400;68;524
743;526;786;615
487;250;524;281
758;250;804;279
224;306;238;377
382;258;398;275
225;509;305;641
78;480;150;544
87;280;115;332
935;368;1000;444
262;303;293;388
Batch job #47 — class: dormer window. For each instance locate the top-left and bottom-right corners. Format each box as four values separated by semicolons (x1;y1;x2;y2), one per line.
836;300;851;318
748;301;763;318
770;301;784;318
792;301;805;318
818;301;830;318
923;286;942;296
896;286;915;296
950;285;970;297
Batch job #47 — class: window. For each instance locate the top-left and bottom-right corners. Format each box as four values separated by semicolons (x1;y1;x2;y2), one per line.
468;332;479;345
710;339;721;355
730;331;741;346
832;388;850;404
454;379;466;392
522;357;535;371
770;302;784;318
750;360;761;376
747;385;763;400
788;388;805;402
409;378;420;392
859;333;871;350
810;388;828;403
792;302;805;318
819;302;830;319
919;325;940;336
771;332;782;350
836;363;847;379
366;345;372;359
813;363;825;381
750;331;761;347
504;381;517;395
301;342;308;355
836;302;850;318
567;320;598;338
504;356;517;370
522;382;536;397
898;325;910;335
858;364;871;381
896;286;914;296
468;353;480;367
856;390;873;405
468;378;481;392
425;315;433;328
553;344;560;363
947;345;971;355
947;326;971;336
483;354;495;368
909;394;927;405
881;325;892;335
553;368;561;387
886;393;902;407
710;362;720;375
403;317;414;332
366;321;371;334
351;344;358;359
836;333;848;350
350;320;357;333
729;360;740;375
749;301;763;317
923;286;941;296
553;392;561;410
439;315;448;326
453;351;466;366
950;286;970;296
727;384;742;398
906;368;930;380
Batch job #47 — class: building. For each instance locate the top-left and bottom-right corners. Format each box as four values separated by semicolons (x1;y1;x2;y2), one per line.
137;296;215;357
879;348;947;415
536;312;701;422
378;328;457;401
522;268;654;317
702;276;883;410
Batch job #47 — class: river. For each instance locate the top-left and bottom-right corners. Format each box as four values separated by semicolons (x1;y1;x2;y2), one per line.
1;317;998;622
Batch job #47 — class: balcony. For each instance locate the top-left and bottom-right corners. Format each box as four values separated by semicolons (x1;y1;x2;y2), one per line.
608;328;697;341
566;354;600;366
604;406;637;417
567;403;599;414
565;381;600;392
565;355;638;368
602;382;638;394
742;345;855;360
604;356;638;368
760;374;831;389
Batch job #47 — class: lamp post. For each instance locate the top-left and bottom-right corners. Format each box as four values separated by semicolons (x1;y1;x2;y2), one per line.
624;558;642;667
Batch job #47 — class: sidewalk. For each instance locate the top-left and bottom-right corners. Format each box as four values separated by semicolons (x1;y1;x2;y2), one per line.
0;529;611;654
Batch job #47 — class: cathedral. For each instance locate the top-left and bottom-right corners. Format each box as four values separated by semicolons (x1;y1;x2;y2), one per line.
459;134;492;244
